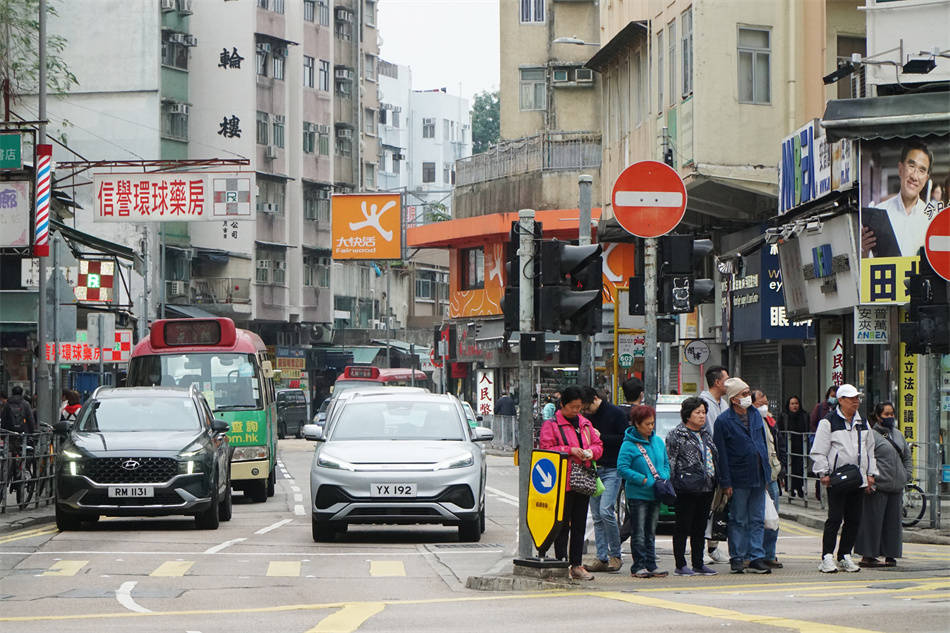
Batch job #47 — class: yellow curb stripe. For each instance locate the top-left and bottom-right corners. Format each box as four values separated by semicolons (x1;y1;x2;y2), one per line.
306;602;386;633
266;561;301;577
0;526;58;544
150;561;194;577
595;590;888;633
42;560;87;576
369;561;405;577
632;575;949;594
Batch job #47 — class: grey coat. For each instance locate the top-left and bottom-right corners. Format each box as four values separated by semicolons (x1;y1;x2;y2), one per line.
870;422;911;493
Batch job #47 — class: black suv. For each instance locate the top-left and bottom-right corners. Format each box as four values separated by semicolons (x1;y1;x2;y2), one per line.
54;386;232;530
276;388;308;438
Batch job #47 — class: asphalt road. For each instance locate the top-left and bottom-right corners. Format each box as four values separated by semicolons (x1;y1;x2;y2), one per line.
0;439;947;633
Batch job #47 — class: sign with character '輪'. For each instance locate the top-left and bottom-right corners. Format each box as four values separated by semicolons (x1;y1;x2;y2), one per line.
93;172;255;222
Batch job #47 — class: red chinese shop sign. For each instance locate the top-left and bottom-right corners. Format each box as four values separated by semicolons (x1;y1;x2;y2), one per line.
93;171;255;222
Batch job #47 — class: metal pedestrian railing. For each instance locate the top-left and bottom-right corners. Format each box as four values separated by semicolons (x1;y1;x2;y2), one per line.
0;428;57;513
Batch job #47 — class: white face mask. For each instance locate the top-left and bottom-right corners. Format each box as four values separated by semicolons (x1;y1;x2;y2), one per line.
738;395;753;410
757;405;769;417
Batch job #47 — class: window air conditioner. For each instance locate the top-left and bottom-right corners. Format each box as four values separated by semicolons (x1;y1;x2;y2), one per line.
317;124;331;134
575;68;594;82
261;203;276;214
552;69;569;83
274;46;288;58
161;0;175;11
169;33;187;45
335;68;352;80
274;261;287;270
316;189;330;199
184;34;198;47
423;117;435;125
257;42;272;54
177;0;193;15
264;145;278;159
168;280;187;296
169;103;190;115
336;128;353;139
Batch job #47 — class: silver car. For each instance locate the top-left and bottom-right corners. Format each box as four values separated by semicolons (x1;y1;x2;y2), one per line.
303;392;492;542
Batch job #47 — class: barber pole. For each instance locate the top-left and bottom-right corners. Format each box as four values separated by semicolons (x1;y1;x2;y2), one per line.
34;144;52;257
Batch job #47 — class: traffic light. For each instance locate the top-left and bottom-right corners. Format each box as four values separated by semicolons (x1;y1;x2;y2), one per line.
657;236;715;314
502;221;542;331
901;253;950;354
537;239;603;335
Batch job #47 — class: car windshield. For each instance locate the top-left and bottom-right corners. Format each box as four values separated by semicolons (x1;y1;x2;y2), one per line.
78;398;200;432
130;352;261;410
331;400;464;441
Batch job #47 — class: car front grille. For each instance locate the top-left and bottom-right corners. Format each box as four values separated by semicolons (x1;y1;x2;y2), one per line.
84;457;178;484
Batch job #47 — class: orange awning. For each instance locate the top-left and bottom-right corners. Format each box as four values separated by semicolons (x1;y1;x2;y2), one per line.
407;208;602;249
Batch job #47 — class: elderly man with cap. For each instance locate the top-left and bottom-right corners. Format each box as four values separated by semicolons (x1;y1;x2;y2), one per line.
810;384;878;573
712;377;772;574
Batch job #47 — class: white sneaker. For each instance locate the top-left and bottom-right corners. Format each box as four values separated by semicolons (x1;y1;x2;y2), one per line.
838;554;861;573
703;551;714;565
818;554;839;573
708;548;729;564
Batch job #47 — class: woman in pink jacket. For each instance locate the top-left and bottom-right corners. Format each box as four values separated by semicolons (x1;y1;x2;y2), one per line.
538;385;604;580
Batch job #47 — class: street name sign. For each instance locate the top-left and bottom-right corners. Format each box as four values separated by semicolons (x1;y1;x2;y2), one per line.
925;208;950;282
611;160;687;238
526;450;567;552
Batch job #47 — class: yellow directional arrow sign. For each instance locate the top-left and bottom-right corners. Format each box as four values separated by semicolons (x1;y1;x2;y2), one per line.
526;450;567;553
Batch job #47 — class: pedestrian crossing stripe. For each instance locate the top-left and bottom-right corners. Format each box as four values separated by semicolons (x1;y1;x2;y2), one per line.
41;560;87;576
266;561;301;577
150;561;194;577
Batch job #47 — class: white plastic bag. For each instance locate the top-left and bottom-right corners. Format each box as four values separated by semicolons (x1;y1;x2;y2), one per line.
764;493;779;531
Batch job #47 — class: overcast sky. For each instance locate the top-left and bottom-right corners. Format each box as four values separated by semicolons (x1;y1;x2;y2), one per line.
378;0;500;105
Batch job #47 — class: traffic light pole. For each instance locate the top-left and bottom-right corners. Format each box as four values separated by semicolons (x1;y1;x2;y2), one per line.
578;175;593;387
644;238;658;407
517;208;536;560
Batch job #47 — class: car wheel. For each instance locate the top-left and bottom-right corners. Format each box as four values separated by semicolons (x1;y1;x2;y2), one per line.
55;503;81;531
312;518;337;542
266;468;276;497
249;479;268;503
459;516;481;542
218;478;233;522
295;426;303;439
195;483;221;530
278;422;286;439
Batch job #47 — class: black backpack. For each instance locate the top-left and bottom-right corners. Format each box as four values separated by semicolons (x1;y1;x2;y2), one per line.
4;400;29;432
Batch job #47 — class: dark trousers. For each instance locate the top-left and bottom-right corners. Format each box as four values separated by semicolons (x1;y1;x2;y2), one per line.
554;491;589;566
673;490;714;569
823;486;864;558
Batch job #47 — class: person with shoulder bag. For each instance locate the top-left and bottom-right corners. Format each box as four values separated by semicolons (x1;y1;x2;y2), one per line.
537;385;604;581
855;402;911;568
666;397;719;576
617;405;671;578
809;384;879;573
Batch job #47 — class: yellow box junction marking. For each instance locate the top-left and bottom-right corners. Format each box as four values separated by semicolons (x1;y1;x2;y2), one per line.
306;602;386;633
42;560;88;576
369;561;405;577
266;561;301;577
150;561;194;577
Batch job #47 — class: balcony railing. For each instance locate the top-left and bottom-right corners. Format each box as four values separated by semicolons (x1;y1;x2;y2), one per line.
455;131;601;187
190;277;251;304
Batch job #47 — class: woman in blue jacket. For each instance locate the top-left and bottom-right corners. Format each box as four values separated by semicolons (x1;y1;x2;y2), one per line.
617;405;670;578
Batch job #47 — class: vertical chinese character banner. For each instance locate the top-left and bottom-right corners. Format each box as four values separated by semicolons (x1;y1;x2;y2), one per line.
822;333;846;388
476;369;494;418
899;308;918;478
859;134;948;304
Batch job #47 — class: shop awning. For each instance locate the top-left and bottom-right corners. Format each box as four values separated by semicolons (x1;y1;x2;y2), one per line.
51;219;140;264
344;347;382;365
585;21;648;72
255;240;297;249
822;92;950;141
164;304;218;319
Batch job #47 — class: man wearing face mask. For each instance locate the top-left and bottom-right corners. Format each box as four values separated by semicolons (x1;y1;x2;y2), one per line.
855;402;911;568
810;384;879;573
713;378;773;574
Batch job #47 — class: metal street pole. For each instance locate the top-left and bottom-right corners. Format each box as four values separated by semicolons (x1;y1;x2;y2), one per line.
36;0;52;425
141;228;149;339
578;175;593;388
98;314;105;386
517;208;536;560
160;224;166;319
52;236;61;403
644;238;658;407
385;262;391;368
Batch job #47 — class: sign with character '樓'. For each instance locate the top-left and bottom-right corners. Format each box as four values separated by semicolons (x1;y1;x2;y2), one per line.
93;171;255;222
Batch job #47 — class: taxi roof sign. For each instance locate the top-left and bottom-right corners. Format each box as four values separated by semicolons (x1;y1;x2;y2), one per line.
526;450;567;552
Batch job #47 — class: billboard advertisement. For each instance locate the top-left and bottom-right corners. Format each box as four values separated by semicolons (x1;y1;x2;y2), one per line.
331;193;402;260
93;171;255;222
859;135;948;303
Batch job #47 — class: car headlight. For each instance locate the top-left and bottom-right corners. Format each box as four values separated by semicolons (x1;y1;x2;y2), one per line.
62;448;83;460
316;452;355;471
232;445;268;461
434;453;474;470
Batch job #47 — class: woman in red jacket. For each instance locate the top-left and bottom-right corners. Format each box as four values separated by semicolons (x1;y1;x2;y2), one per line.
538;385;604;580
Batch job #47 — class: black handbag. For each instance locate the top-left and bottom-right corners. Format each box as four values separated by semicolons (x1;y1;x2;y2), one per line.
636;443;677;506
828;425;864;493
674;468;708;494
556;424;599;496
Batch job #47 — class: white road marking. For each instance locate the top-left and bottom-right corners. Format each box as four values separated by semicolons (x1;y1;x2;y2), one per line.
291;485;301;493
615;190;683;207
255;519;294;535
115;581;151;613
294;493;303;503
203;537;246;554
294;504;306;515
485;486;519;503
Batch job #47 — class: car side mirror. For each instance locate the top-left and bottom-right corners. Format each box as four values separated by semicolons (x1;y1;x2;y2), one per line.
53;421;71;435
211;419;230;433
473;426;493;442
302;424;324;442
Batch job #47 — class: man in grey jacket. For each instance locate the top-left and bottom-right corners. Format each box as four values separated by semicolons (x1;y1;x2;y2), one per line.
698;366;730;564
810;384;878;573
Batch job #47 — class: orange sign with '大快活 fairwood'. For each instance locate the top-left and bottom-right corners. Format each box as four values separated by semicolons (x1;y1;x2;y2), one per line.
331;193;402;260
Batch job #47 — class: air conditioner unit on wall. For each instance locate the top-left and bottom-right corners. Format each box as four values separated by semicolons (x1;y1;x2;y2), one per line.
260;203;276;214
335;68;352;80
264;145;278;159
168;103;189;115
161;0;175;11
336;128;353;139
257;42;271;54
317;124;331;134
168;280;187;296
309;324;333;344
184;34;198;47
169;33;187;45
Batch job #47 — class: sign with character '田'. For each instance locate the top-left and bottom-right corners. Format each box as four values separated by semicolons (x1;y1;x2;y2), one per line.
93;172;255;222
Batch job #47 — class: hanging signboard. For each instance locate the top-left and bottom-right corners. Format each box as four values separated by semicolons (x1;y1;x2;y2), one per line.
92;171;255;222
476;369;495;417
853;305;890;344
0;180;31;247
331;193;402;260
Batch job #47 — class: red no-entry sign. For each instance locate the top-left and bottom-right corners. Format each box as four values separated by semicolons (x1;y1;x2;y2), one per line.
925;207;950;282
611;160;687;238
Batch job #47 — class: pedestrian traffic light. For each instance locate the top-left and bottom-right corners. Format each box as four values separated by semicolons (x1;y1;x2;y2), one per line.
657;236;715;314
502;221;542;332
537;239;603;335
901;252;950;354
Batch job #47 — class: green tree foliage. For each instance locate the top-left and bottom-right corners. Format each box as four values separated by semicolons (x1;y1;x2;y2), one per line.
470;90;499;154
0;0;77;98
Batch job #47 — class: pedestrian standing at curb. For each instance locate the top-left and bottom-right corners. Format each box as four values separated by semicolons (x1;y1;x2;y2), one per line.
713;378;772;575
809;386;838;501
538;385;603;581
541;392;559;422
617;405;670;579
755;389;784;569
581;387;627;573
616;376;643;545
779;395;809;499
810;384;879;574
666;397;719;576
855;401;910;568
699;366;731;565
